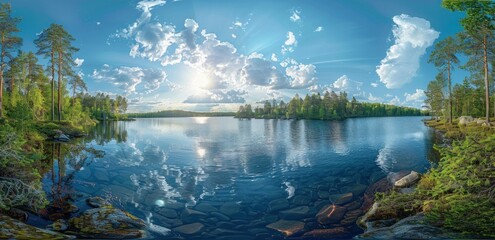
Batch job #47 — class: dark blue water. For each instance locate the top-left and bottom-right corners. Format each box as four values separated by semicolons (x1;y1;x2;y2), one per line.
40;116;437;239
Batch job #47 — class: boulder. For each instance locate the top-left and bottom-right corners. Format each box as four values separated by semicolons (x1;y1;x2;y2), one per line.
0;214;74;239
67;207;146;239
220;202;242;217
279;206;310;220
86;196;111;208
268;198;290;213
157;208;178;218
173;223;204;235
291;195;311;205
356;213;467;239
458;116;474;125
329;192;353;205
180;208;207;223
194;203;218;213
394;171;420;188
303;227;347;238
266;220;305;237
316;204;346;225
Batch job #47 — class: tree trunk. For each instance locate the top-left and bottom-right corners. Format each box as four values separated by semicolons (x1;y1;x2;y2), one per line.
72;83;76;106
0;33;4;118
51;49;55;121
448;61;452;124
57;51;62;122
483;35;490;126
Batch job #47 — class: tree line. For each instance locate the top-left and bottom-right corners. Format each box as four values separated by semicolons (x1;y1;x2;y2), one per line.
236;91;423;120
426;1;495;125
0;3;127;124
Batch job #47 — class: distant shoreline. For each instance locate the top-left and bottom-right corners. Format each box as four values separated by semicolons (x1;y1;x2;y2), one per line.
126;110;236;118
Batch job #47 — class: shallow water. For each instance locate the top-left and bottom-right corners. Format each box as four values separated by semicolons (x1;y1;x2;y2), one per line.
37;116;438;239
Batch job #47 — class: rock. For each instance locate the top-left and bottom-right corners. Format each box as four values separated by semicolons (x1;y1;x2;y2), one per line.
268;198;289;212
5;208;28;222
303;227;347;238
210;228;244;236
181;208;207;223
173;223;204;235
210;211;230;221
266;220;305;237
86;196;111;208
358;202;379;229
344;200;362;211
67;207;145;239
387;171;411;185
220;202;242;216
458;116;474;125
279;206;310;220
148;223;171;237
362;177;391;211
394;171;420;188
356;213;467;239
316;204;346;225
154;214;183;228
317;190;330;199
476;118;485;125
194;203;218;213
164;201;186;210
157;208;178;218
341;209;363;226
51;219;68;231
291;195;311;205
329;192;353;205
0;214;74;239
341;184;367;197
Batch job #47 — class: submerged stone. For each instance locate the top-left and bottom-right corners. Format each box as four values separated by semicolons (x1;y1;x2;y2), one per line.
0;214;74;239
172;222;204;235
291;195;311;205
266;220;305;237
316;204;346;225
268;198;290;213
279;206;310;220
329;192;353;205
303;227;347;238
220;202;242;216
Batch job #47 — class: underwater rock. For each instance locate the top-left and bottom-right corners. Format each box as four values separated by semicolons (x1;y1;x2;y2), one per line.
329;192;354;205
303;227;347;238
219;202;242;217
279;206;310;220
172;222;204;235
195;203;218;213
316;204;346;225
266;219;305;237
291;195;311;205
268;198;290;213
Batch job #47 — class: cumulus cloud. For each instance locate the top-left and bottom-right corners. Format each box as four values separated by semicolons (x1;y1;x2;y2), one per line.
282;31;297;54
74;58;84;67
371;82;378;88
404;89;425;102
92;65;168;94
290;9;301;23
332;75;363;92
184;89;246;103
271;53;278;62
286;63;317;88
314;26;323;32
389;96;402;106
376;14;439;89
368;93;382;102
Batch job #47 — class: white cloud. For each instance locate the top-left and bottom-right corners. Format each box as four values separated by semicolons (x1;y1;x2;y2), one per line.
271;53;278;62
96;22;101;26
404;89;425;102
290;10;301;23
368;93;382;102
314;26;323;32
332;75;363;92
285;63;317;88
389;96;402;106
92;65;168;94
371;82;378;88
282;31;297;54
184;89;246;103
231;34;237;39
376;14;439;89
74;58;84;67
285;31;297;45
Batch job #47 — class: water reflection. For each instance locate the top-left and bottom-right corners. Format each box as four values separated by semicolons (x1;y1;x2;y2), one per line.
38;116;438;238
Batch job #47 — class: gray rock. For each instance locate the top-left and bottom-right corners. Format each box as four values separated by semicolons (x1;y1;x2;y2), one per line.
304;227;348;238
266;220;305;237
317;190;330;199
458;116;474;125
158;208;178;218
173;223;204;235
86;196;111;208
394;171;420;188
210;211;230;221
154;214;183;228
0;215;74;239
220;202;242;216
329;192;353;205
165;201;186;210
268;198;289;212
279;206;310;220
291;195;311;205
181;208;207;223
356;213;466;239
210;228;244;236
194;203;218;213
67;207;145;239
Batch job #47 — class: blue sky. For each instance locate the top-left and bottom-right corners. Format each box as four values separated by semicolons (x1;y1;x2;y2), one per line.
11;0;464;112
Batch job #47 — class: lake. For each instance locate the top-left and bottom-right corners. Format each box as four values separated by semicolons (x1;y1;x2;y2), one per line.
37;116;438;239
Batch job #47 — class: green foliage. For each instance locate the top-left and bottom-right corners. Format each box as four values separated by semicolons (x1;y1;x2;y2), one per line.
129;110;235;118
236;91;423;119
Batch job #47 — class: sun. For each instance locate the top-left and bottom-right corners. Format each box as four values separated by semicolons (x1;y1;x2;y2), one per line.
188;68;211;92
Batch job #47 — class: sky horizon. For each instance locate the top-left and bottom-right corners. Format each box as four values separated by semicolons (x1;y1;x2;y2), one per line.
11;0;465;112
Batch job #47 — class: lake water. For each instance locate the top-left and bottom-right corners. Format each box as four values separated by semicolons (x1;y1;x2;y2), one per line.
37;116;438;239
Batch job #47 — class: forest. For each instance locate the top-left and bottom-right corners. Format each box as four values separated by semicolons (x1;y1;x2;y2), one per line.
236;92;423;120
